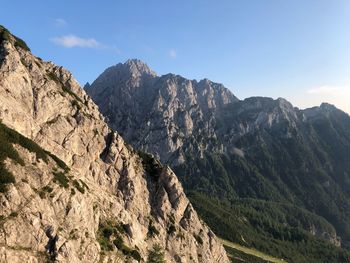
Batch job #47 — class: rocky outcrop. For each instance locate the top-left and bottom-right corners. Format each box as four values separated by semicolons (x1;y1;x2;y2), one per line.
0;26;229;263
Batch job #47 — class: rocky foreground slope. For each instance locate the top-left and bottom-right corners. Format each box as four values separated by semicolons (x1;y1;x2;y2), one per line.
86;60;350;262
0;26;229;263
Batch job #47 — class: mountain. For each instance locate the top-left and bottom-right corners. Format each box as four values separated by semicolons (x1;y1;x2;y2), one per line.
0;26;229;263
85;59;238;165
86;59;350;262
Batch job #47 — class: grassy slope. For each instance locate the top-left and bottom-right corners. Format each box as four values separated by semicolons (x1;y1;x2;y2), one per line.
220;238;286;263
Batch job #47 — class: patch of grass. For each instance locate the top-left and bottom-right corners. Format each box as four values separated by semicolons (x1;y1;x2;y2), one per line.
0;26;11;42
73;179;85;194
71;100;81;111
0;25;30;51
9;212;18;218
97;221;141;260
47;71;83;104
193;233;203;245
97;222;115;251
221;239;285;263
43;185;53;193
147;244;166;263
113;236;141;261
39;185;54;199
13;35;30;51
20;58;28;67
115;223;127;234
53;171;69;188
79;179;89;189
46;152;69;173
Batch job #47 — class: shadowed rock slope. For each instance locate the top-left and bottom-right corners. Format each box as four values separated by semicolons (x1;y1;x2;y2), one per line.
0;26;229;263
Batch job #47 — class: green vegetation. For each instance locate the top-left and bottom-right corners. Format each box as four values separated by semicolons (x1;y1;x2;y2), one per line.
73;179;85;194
113;235;141;261
148;220;160;238
0;25;30;51
9;211;18;218
189;192;350;263
147;244;166;263
167;224;176;235
39;185;54;199
46;152;70;173
169;106;350;262
97;224;114;251
53;171;69;188
97;221;141;261
193;233;203;245
47;71;83;104
138;151;162;178
222;239;282;263
0;121;67;193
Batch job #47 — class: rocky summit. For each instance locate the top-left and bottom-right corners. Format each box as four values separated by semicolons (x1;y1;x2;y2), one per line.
0;26;229;263
87;59;350;262
85;59;238;166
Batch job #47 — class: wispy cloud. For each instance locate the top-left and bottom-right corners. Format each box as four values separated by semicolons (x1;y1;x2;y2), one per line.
169;49;177;59
51;35;103;48
54;18;67;27
307;85;344;95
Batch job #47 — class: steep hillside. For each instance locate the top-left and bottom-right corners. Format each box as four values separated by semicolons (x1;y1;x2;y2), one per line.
87;60;350;262
0;26;229;263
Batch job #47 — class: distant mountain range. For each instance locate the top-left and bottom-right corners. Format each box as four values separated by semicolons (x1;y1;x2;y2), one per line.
86;59;350;263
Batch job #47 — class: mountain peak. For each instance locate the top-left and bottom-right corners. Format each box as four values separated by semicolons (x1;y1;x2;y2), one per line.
122;58;157;77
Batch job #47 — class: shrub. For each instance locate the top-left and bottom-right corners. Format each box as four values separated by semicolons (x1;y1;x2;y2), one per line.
0;25;30;51
53;171;69;188
0;121;69;190
147;244;166;263
73;179;85;194
131;249;142;261
167;224;176;235
113;236;141;261
148;221;160;238
194;234;203;245
47;153;69;172
0;167;16;193
138;151;162;178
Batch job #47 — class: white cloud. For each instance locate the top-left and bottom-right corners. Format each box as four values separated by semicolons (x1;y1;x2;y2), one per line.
169;49;177;59
54;18;67;27
51;35;103;48
307;85;343;95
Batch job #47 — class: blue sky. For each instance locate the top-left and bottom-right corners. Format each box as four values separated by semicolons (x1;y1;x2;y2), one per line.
2;1;350;113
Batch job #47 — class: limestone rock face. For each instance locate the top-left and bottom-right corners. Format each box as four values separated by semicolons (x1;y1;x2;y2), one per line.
85;60;238;165
0;27;229;263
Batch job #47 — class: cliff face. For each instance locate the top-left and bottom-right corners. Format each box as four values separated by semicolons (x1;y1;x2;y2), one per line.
86;59;350;261
0;26;229;263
